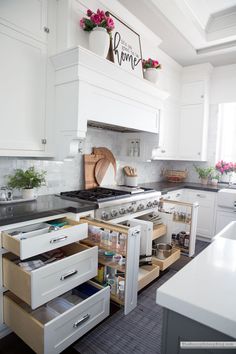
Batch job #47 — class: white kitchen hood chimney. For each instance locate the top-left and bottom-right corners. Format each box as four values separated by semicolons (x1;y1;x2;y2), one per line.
51;46;169;160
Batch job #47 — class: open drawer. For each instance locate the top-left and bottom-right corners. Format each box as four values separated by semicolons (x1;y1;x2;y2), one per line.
2;217;88;260
138;264;160;291
3;243;98;309
152;248;180;271
4;281;110;354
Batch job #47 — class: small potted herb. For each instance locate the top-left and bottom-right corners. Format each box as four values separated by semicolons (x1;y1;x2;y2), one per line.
210;170;220;186
7;167;46;199
194;165;214;185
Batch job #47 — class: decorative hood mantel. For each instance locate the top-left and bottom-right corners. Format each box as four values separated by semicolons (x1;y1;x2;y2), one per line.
50;45;169;160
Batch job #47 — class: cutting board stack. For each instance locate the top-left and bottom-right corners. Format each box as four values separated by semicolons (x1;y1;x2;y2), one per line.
84;147;116;189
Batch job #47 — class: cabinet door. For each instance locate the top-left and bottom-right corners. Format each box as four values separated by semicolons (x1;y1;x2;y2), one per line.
186;190;216;239
215;211;236;234
0;25;47;153
181;81;204;105
0;0;48;43
178;104;204;160
155;104;179;159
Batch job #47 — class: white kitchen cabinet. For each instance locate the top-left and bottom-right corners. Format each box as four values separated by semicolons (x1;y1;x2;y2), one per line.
177;64;212;161
0;0;54;157
184;190;216;239
152;103;180;160
178;104;205;160
181;81;204;105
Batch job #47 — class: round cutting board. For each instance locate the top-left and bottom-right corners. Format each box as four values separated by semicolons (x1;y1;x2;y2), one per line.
95;158;116;186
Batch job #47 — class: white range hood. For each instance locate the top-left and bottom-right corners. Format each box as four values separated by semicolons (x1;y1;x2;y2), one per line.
51;46;169;160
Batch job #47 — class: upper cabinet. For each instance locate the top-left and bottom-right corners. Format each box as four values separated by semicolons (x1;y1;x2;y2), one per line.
178;64;213;161
0;0;54;157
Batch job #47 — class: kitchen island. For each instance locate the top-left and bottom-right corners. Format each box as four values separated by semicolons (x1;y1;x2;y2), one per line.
156;224;236;353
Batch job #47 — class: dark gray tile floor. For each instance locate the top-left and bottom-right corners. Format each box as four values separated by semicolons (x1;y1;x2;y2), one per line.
0;240;209;354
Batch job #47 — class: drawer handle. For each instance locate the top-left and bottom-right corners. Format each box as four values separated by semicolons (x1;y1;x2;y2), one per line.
196;194;206;198
50;235;68;244
73;314;90;328
60;270;78;280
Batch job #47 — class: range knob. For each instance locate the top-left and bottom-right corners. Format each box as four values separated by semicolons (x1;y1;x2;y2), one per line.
147;201;153;208
101;211;109;220
137;203;144;211
153;199;159;206
110;209;118;217
119;208;126;215
127;205;134;213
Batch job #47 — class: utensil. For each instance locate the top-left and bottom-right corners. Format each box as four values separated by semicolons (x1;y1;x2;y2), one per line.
0;187;13;201
155;243;172;260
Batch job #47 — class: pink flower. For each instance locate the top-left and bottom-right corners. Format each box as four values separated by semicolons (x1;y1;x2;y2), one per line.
97;9;106;19
91;13;102;25
87;9;93;17
79;18;85;29
106;17;114;30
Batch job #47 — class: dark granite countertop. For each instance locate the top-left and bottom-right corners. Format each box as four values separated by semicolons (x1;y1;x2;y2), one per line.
0;195;97;227
140;181;232;194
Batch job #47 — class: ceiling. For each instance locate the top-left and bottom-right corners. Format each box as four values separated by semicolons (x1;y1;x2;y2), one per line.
119;0;236;66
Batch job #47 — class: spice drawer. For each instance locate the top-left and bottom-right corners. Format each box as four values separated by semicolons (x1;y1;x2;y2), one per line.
4;282;110;354
2;218;88;260
3;243;98;309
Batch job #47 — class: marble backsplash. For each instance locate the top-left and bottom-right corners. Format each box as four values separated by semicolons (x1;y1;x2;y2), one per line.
0;127;168;196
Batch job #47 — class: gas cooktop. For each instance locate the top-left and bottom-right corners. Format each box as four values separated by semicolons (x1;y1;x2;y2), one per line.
60;186;155;203
60;187;130;203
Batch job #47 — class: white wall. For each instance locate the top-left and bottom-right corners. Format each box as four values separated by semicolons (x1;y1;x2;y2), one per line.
210;64;236;104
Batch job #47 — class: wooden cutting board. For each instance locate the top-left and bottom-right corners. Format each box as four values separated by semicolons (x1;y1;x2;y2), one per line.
95;158;115;186
84;154;104;189
92;147;116;175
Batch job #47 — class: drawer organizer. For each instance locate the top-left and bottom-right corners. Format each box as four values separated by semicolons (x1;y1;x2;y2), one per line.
4;281;110;354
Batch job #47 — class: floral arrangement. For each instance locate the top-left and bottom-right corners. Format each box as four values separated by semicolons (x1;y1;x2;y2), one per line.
142;58;161;70
80;9;115;33
215;160;236;175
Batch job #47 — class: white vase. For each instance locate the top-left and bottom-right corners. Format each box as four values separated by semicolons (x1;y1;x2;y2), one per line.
89;27;110;58
22;188;36;199
144;68;159;83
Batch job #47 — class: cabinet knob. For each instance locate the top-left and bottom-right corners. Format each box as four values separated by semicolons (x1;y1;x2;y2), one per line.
161;149;166;153
197;152;201;155
200;95;204;99
43;26;50;33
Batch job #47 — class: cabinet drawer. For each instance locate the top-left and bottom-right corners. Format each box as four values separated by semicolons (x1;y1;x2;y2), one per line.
3;243;98;309
2;218;88;259
4;282;110;354
187;190;216;206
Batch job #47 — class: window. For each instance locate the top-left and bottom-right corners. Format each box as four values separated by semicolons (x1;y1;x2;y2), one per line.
217;102;236;161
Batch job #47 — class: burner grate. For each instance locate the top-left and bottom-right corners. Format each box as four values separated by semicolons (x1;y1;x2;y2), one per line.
60;187;130;202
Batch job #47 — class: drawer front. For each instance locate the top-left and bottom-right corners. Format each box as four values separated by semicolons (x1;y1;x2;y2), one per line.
3;244;98;309
186;190;216;206
2;219;88;259
4;284;110;354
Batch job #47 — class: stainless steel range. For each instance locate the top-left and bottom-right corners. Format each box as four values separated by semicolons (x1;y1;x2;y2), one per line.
60;186;161;221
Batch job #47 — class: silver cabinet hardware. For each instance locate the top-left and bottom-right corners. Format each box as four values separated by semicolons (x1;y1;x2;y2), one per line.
196;194;206;198
60;270;78;280
73;314;90;328
131;230;140;237
41;139;47;145
161;149;166;153
50;235;68;244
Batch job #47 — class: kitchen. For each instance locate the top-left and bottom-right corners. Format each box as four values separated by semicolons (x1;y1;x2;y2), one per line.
0;0;236;353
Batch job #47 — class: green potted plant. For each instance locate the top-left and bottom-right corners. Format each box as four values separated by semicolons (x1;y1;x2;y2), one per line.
7;167;46;199
194;165;213;185
210;170;220;186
